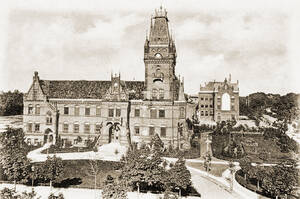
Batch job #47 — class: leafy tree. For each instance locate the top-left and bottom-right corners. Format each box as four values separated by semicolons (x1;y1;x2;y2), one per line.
166;156;191;195
102;175;127;199
41;156;64;191
0;90;23;116
0;128;31;189
239;157;252;181
150;133;164;153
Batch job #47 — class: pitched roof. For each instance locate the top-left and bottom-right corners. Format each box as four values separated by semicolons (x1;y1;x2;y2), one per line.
39;80;145;100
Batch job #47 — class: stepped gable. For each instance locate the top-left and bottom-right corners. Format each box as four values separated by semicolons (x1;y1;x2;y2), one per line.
39;79;145;100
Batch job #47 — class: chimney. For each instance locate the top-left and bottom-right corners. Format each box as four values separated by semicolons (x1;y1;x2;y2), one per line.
33;71;39;81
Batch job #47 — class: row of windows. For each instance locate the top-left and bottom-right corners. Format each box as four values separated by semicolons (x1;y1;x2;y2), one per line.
62;123;102;134
27;123;40;132
200;97;213;101
134;126;167;137
200;111;214;116
28;105;185;119
200;104;213;108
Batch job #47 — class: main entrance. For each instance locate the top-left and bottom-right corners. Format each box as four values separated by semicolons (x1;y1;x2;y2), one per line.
44;128;53;144
107;122;121;143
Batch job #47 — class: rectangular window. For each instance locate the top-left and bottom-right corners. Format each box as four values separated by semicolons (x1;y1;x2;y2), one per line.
109;109;114;117
95;124;101;134
210;111;214;116
74;106;80;116
217;105;221;110
231;105;235;111
210;104;213;108
74;123;79;133
201;111;204;116
161;127;166;138
84;124;90;133
149;127;155;136
201;104;204;108
134;109;140;117
205;111;208;116
96;107;101;116
28;105;33;114
205;105;208;108
63;123;68;133
116;108;121;117
205;98;208;101
159;110;165;118
34;123;40;132
64;107;69;115
134;126;140;135
85;107;90;116
35;105;40;115
200;98;204;101
150;109;157;119
28;123;32;132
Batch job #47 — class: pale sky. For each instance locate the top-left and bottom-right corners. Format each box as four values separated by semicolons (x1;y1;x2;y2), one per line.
0;0;300;96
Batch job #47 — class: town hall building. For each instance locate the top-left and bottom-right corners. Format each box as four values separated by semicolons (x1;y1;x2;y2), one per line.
23;7;239;147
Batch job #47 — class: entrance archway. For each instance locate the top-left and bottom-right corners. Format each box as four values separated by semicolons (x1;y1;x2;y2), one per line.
44;128;53;144
107;122;121;143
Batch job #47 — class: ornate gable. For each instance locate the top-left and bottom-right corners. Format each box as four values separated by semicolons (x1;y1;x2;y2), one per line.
24;71;46;101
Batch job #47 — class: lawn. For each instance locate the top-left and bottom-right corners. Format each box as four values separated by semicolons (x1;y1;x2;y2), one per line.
34;160;123;189
186;162;228;177
211;134;293;163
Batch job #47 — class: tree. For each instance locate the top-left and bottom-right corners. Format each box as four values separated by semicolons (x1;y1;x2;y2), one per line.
86;159;101;190
166;156;191;196
0;90;23;116
102;175;127;199
41;156;64;191
238;157;252;181
150;133;164;154
0;128;30;190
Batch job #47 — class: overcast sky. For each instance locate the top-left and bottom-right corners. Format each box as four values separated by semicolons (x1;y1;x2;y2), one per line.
0;0;300;96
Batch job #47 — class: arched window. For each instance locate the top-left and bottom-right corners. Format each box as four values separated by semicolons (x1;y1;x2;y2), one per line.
159;89;164;99
28;104;33;115
46;111;52;125
35;104;40;115
152;89;158;100
221;93;230;111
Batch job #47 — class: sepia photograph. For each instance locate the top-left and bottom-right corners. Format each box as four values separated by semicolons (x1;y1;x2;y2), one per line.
0;0;299;198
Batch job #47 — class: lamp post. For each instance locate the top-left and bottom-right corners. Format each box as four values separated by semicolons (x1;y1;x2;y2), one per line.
31;165;35;191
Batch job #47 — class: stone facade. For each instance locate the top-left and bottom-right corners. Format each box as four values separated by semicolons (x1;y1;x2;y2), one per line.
23;7;187;148
198;75;239;122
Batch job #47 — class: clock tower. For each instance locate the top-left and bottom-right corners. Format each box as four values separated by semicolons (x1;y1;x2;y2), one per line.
144;6;177;101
